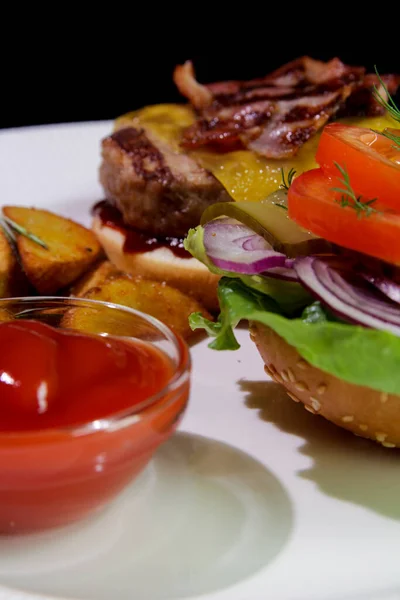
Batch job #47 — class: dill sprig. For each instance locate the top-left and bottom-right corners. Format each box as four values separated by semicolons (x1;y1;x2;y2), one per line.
373;127;400;150
279;167;297;191
332;162;381;219
371;67;400;150
1;216;48;249
373;66;400;123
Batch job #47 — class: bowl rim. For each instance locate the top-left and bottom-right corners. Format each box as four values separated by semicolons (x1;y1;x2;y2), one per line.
0;296;191;438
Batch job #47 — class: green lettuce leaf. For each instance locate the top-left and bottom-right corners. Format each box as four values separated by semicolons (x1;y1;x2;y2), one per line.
301;301;342;324
190;278;400;395
185;227;217;273
190;279;280;350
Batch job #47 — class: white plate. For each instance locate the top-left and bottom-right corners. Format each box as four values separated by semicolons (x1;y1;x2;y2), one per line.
1;121;400;600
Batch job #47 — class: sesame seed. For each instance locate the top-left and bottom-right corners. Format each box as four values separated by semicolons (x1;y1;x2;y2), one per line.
382;442;396;448
287;368;296;383
295;381;308;392
281;370;289;382
310;397;321;412
305;405;317;414
317;383;327;396
341;415;354;423
274;372;283;384
287;392;300;403
249;332;256;342
296;359;308;370
380;392;389;404
375;432;388;443
359;424;368;431
264;364;272;377
269;363;277;375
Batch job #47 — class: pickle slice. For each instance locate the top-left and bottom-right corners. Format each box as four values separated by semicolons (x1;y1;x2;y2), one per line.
201;195;332;257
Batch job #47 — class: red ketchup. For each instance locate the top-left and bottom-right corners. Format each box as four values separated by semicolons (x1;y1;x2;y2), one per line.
0;320;189;533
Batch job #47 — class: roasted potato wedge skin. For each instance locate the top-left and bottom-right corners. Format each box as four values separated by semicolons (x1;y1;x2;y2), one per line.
62;275;211;340
0;227;32;298
2;206;103;294
0;308;15;322
69;260;122;297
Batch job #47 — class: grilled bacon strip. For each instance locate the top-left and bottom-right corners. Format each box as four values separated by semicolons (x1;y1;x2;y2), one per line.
245;89;353;159
173;57;400;159
173;61;213;110
339;73;400;117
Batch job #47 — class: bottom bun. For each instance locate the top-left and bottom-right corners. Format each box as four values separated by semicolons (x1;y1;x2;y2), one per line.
92;214;220;312
250;321;400;448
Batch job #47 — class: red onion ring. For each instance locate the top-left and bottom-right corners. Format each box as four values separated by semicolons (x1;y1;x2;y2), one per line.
203;218;287;275
294;256;400;335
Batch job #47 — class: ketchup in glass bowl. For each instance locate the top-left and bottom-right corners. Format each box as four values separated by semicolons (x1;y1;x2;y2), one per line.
0;296;190;534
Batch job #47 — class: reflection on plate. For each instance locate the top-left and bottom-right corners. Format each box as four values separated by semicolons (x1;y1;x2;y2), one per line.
0;433;292;600
1;122;400;600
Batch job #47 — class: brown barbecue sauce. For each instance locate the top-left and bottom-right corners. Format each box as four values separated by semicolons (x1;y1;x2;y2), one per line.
92;201;191;259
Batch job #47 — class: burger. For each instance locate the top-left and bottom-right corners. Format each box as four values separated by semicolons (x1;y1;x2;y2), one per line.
184;79;400;448
92;56;399;314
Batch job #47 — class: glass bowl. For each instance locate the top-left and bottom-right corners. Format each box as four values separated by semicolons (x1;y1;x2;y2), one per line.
0;296;191;534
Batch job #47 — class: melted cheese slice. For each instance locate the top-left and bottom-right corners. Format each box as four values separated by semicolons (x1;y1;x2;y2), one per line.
115;104;396;202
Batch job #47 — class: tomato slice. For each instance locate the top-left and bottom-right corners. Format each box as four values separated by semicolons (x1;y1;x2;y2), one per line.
287;168;400;265
316;123;400;211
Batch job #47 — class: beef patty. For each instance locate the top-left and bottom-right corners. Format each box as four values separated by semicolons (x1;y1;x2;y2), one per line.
99;126;231;237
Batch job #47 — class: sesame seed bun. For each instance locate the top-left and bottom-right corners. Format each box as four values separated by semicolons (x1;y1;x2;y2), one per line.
249;321;400;448
91;214;220;312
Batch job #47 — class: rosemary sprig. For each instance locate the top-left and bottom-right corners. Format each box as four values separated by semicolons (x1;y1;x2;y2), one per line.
0;221;23;266
0;220;16;246
1;216;48;249
332;162;381;218
372;66;400;123
279;167;297;191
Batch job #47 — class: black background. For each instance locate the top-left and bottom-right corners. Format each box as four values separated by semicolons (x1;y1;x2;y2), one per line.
1;18;397;130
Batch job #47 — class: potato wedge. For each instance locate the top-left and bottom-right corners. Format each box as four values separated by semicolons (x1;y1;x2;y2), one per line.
62;274;211;340
0;227;31;298
69;259;122;297
2;206;103;294
0;308;15;322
